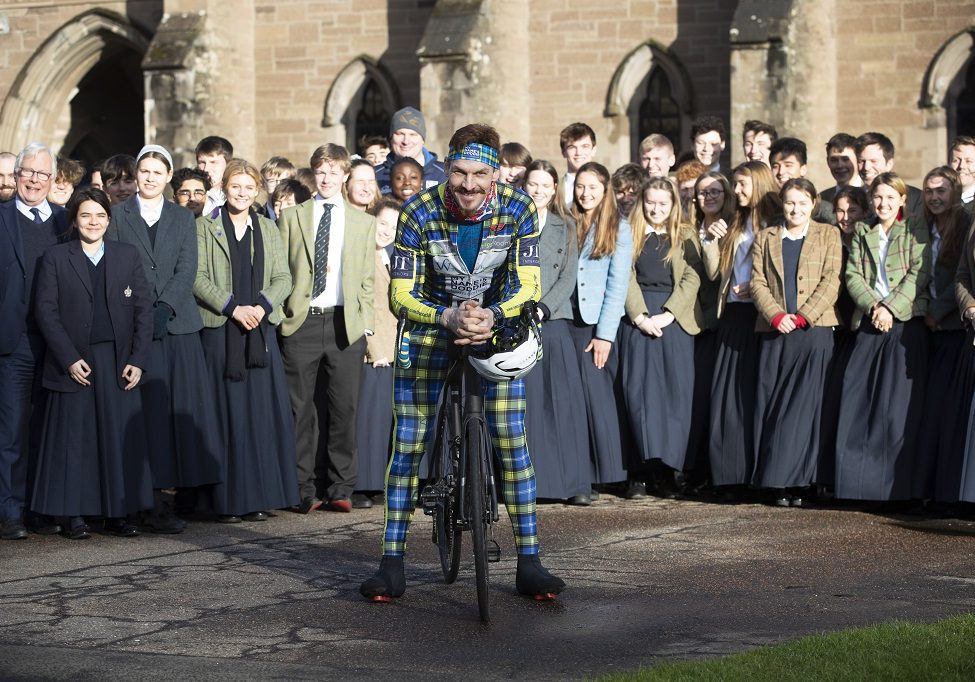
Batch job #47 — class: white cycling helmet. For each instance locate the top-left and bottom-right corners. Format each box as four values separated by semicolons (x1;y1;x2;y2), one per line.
468;306;542;382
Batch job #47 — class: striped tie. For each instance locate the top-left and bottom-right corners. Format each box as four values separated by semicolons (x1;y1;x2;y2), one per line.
312;203;333;298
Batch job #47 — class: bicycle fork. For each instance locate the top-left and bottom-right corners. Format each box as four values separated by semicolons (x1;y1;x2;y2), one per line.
463;392;502;564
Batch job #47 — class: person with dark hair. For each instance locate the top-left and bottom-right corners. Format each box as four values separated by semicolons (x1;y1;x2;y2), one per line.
611;163;645;221
750;177;841;507
770;138;834;223
194;158;298;523
836;172;930;503
559;122;597;206
854;132;924;224
690;116;727;172
821;133;863;206
949;136;975;212
359;134;390;166
389;157;423;204
195;136;234;217
107;145;222;532
345;158;381;212
499;142;532;188
47;157;85;207
101;155;137;206
374;107;446;195
171;167;211;218
89;160;105;191
277;143;375;515
521;159;588;504
294;167;318;196
360;122;564;602
0;143;69;539
742;120;777;167
0;152;17;203
32;186;154;539
270;178;312;218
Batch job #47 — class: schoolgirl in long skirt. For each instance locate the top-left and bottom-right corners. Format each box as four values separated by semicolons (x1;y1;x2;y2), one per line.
32;187;154;539
566;162;633;497
193;159;298;522
620;176;702;481
108;145;222;532
521;160;590;503
750;179;841;506
353;198;401;505
835;172;930;502
700;162;781;491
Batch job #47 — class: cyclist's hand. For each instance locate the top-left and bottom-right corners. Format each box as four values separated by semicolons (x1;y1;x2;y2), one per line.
584;337;612;369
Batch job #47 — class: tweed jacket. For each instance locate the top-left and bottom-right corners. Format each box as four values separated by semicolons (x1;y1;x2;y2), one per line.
108;196;204;334
926;211;971;329
954;220;975;317
537;211;578;321
749;221;842;332
845;218;930;329
625;227;704;335
193;212;293;328
277;198;375;342
365;248;396;363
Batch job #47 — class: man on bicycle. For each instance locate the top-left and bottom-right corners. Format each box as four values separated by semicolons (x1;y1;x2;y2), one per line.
360;123;565;601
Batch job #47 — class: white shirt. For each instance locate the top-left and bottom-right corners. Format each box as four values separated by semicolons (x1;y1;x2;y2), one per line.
562;172;576;208
137;194;164;227
781;222;809;241
537;209;548;232
929;221;942;300
309;193;346;309
15;198;52;222
203;188;226;217
963;185;975;205
84;242;105;266
875;226;893;299
727;217;755;303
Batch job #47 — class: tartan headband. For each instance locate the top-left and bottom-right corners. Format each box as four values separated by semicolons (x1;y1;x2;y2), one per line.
445;142;500;170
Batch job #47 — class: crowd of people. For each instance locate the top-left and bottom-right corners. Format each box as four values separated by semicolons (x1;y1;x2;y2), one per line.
3;103;975;544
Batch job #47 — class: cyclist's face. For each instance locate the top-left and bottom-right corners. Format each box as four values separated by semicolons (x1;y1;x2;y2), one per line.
448;158;498;212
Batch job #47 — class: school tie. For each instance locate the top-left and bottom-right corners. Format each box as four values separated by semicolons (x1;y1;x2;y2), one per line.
30;208;42;224
311;203;333;299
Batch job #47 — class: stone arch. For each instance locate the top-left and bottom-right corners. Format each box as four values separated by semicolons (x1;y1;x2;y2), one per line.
0;10;150;156
605;41;695;163
321;56;401;151
920;28;975;152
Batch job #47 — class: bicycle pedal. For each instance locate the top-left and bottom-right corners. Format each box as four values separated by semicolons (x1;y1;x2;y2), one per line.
419;486;438;515
487;540;501;563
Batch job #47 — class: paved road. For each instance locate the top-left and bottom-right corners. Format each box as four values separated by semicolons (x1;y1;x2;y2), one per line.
1;497;974;680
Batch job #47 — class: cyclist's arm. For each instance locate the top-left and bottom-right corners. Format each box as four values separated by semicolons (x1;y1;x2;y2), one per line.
487;200;542;323
389;206;446;325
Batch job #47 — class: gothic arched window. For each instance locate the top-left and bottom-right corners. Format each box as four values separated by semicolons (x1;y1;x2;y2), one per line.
354;78;390;144
637;67;681;151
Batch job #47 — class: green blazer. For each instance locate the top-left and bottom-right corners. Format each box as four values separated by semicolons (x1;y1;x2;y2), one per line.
276;199;375;342
845;218;930;330
625;227;704;335
193;213;293;328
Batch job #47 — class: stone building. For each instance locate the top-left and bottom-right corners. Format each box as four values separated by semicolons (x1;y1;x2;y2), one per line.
0;0;972;188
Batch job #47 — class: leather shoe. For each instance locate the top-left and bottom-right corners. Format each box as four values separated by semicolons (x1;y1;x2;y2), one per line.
774;496;791;507
217;514;242;524
103;518;139;537
1;518;28;540
326;498;352;513
63;518;91;540
26;513;62;535
241;511;268;522
625;479;648;500
351;493;373;509
295;497;322;514
567;494;591;507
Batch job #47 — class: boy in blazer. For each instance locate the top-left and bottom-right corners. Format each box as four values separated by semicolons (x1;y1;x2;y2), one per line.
277;144;375;513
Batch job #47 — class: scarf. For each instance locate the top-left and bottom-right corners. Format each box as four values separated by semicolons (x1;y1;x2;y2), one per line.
222;207;267;381
442;182;496;223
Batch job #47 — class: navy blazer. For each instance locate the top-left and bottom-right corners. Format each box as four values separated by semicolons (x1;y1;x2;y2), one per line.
108;196;204;334
34;240;153;393
0;200;68;354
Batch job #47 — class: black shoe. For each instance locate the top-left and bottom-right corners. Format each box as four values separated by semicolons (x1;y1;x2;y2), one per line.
295;496;322;514
217;514;242;524
774;496;791;507
25;513;62;535
360;556;406;601
62;517;91;540
567;494;591;507
590;487;601;501
141;498;186;534
1;518;28;540
790;497;806;508
241;511;268;522
516;555;565;597
103;518;139;537
351;493;373;509
625;479;648;500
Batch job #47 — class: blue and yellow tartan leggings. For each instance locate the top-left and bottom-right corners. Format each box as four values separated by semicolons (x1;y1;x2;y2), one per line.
382;324;539;557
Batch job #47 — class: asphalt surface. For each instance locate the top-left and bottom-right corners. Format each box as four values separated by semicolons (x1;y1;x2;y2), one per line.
1;495;974;680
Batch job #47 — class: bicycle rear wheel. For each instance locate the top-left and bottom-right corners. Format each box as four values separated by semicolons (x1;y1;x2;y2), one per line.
465;417;490;622
431;396;462;583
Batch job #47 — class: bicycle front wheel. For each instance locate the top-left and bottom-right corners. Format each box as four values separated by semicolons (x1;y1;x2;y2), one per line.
465;417;490;622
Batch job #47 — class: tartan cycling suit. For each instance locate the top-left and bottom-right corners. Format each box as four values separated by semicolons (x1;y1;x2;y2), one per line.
382;181;542;556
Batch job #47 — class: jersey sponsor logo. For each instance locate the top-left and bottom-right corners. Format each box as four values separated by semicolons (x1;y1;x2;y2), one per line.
391;250;414;279
445;274;493;301
519;235;540;267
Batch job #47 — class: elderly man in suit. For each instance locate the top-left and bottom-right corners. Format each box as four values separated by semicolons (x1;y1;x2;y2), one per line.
278;144;375;513
0;143;69;539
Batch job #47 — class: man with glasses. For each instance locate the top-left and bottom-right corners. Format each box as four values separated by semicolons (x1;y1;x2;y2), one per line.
170;167;211;218
0;143;68;540
0;152;16;203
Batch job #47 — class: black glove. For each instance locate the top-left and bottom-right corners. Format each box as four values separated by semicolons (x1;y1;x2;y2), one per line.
153;302;174;340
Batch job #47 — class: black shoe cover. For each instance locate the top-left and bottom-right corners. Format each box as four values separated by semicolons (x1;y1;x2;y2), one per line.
360;556;406;598
515;554;565;596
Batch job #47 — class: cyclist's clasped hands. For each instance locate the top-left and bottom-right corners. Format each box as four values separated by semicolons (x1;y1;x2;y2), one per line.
442;299;495;345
